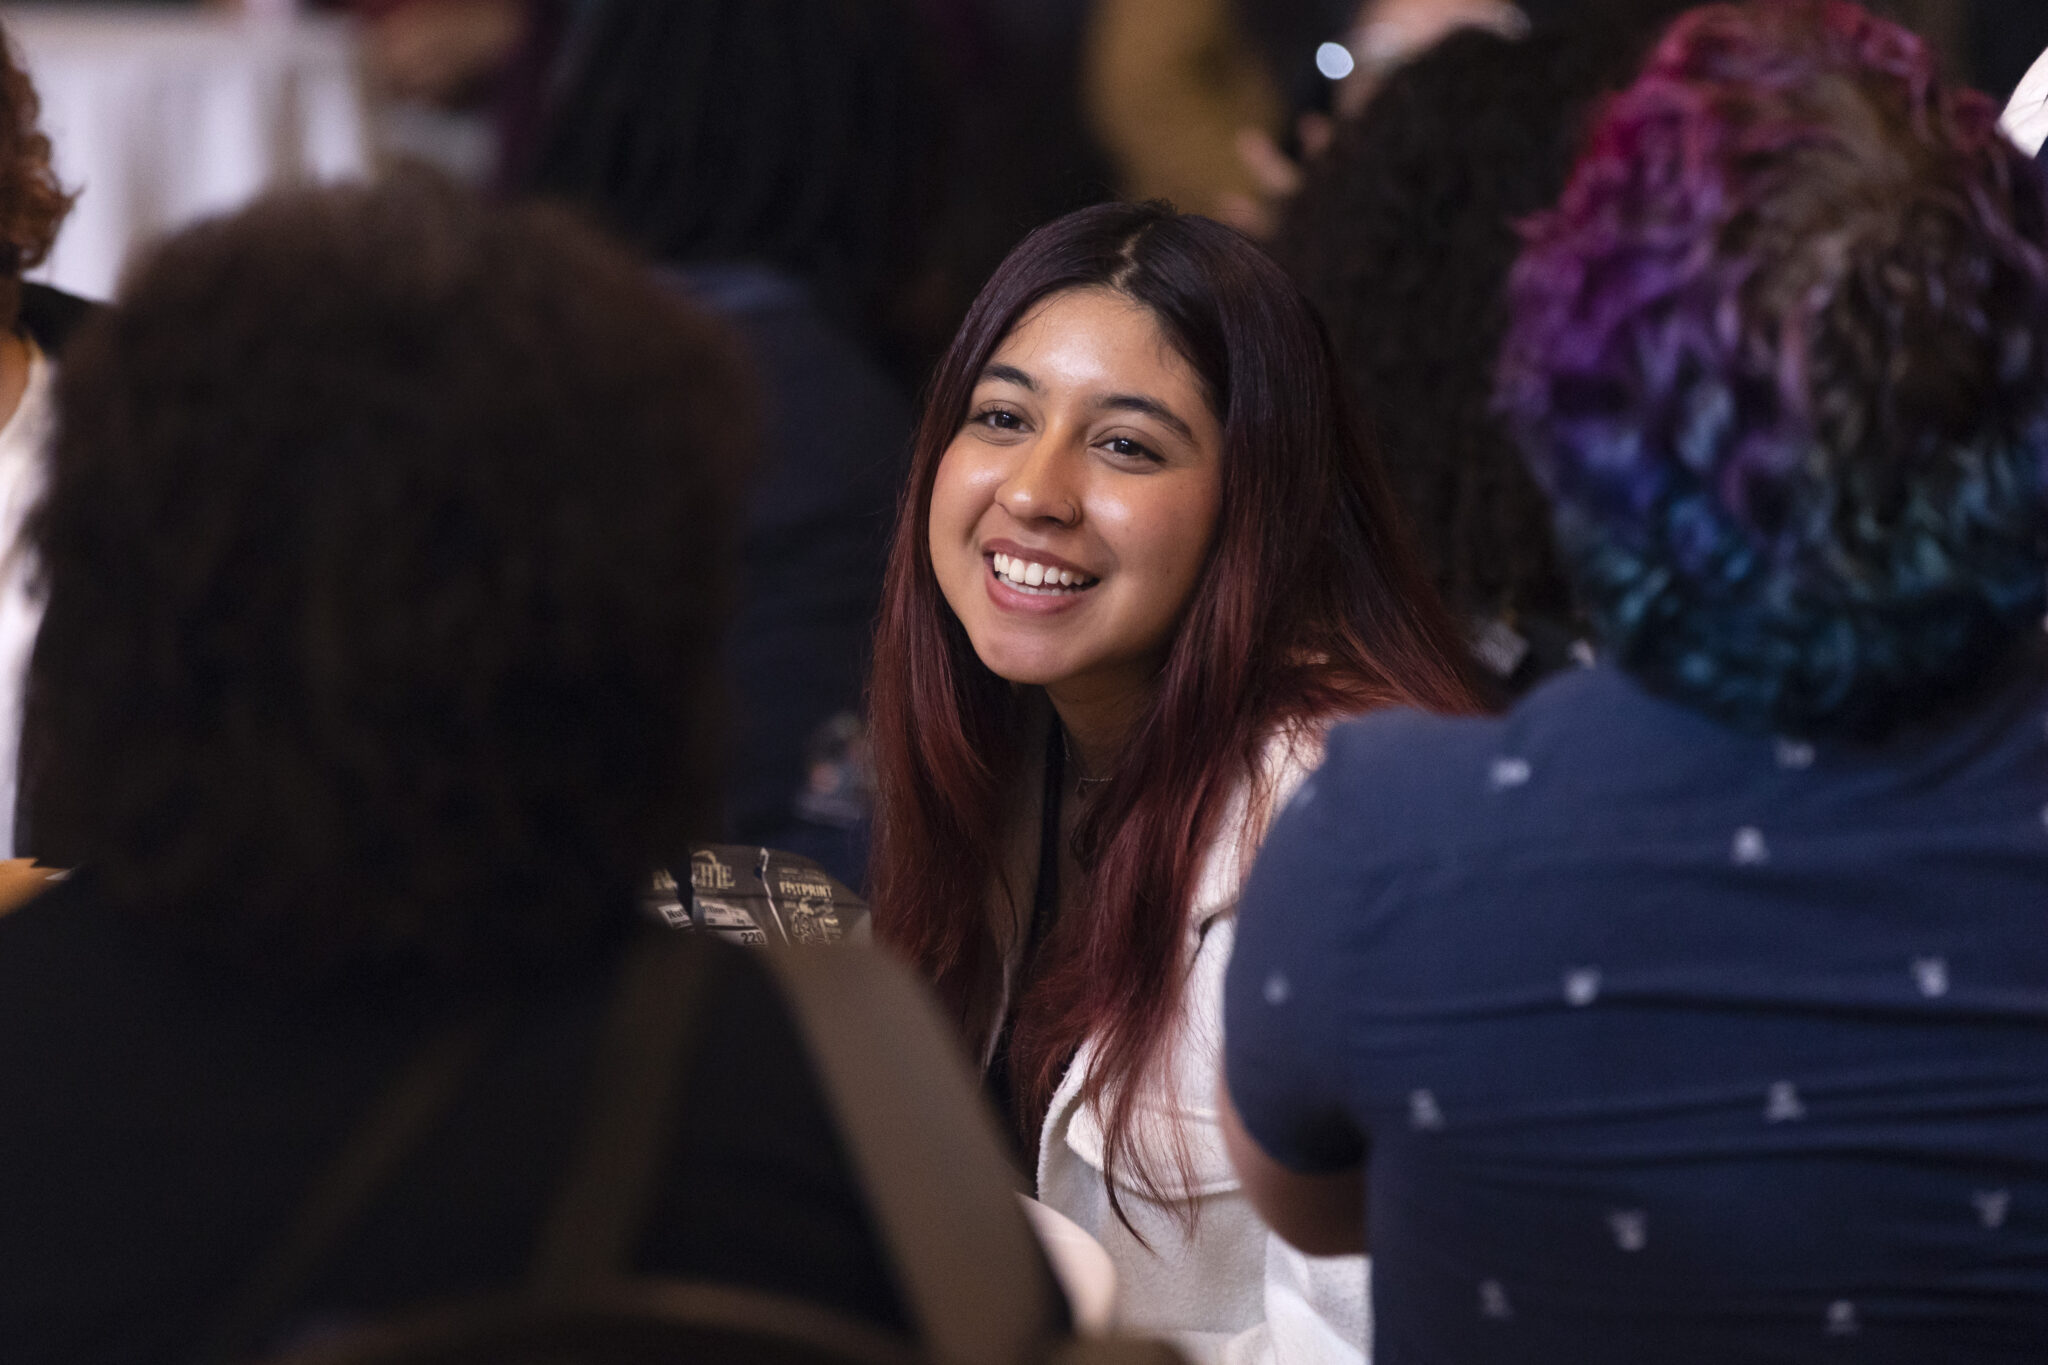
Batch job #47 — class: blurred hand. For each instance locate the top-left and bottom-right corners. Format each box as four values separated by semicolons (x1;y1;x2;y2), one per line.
365;0;526;108
1219;0;1523;239
1217;113;1332;240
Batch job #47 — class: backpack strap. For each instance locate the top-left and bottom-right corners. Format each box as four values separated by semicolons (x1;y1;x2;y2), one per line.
527;931;711;1293
199;930;711;1365
760;946;1067;1365
196;1011;498;1365
207;933;1073;1365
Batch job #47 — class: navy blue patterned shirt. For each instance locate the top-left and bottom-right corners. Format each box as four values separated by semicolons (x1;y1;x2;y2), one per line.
1226;642;2048;1363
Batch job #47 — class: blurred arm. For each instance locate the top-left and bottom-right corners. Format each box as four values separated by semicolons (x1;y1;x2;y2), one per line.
1220;1074;1367;1257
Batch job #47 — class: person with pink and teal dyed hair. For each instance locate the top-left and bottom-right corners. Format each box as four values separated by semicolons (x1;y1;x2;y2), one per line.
1222;3;2048;1360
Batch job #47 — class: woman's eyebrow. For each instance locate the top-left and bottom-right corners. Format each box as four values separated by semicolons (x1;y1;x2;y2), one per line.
980;362;1037;391
1099;393;1195;443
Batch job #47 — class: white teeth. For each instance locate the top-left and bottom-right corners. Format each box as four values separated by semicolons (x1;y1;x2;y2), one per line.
991;554;1094;592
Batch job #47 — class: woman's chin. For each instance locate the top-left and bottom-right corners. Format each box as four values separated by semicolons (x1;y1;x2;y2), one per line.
971;643;1080;689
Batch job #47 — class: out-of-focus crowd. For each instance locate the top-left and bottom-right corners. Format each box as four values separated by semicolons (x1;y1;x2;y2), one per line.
0;3;2045;1364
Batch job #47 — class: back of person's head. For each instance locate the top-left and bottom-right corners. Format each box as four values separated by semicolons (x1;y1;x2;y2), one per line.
26;173;750;982
1277;3;1695;644
525;0;944;327
1499;0;2048;738
0;28;72;331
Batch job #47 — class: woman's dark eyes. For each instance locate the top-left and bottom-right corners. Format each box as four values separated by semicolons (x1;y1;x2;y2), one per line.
965;409;1160;464
971;407;1025;432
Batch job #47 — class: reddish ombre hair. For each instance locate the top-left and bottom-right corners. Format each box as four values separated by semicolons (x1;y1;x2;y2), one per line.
869;202;1475;1210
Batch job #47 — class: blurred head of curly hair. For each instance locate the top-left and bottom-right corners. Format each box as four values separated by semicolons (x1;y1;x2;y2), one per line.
1277;5;1692;639
1499;0;2048;738
26;174;750;984
0;31;73;327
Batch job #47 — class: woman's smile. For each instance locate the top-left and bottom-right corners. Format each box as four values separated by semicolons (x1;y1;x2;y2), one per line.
989;550;1098;594
982;538;1102;614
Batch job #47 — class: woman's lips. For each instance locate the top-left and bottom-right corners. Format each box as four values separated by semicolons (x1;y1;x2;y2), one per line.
982;552;1098;613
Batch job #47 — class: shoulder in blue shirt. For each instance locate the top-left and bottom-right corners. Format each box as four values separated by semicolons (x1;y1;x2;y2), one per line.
1227;646;2048;1363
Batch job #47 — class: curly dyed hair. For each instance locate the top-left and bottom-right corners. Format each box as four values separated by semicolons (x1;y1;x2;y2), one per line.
0;29;74;330
1499;0;2048;738
23;174;751;981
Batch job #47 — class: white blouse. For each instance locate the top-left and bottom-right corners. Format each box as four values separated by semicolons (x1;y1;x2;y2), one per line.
0;341;54;858
2002;46;2048;156
1033;726;1371;1365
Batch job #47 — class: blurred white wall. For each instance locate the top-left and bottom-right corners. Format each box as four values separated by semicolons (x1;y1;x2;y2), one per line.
4;4;373;300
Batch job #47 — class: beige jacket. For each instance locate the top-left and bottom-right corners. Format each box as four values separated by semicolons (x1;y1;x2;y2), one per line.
1029;726;1370;1365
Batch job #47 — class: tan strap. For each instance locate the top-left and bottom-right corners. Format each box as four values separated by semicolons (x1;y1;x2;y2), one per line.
761;946;1066;1365
528;932;711;1295
199;1012;497;1365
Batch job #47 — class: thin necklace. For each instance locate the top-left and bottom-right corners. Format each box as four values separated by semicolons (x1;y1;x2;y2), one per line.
1063;731;1113;786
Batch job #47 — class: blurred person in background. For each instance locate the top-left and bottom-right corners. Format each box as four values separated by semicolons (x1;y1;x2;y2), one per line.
339;0;529;109
1223;0;1534;238
0;25;89;860
1227;3;2048;1359
1081;0;1526;242
1082;0;1284;221
910;0;1119;362
525;0;949;887
1313;0;1530;121
1226;0;2027;240
325;0;546;184
1276;2;1693;699
0;174;913;1361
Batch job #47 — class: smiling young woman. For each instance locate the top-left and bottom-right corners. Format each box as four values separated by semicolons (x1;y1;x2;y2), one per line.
868;201;1476;1361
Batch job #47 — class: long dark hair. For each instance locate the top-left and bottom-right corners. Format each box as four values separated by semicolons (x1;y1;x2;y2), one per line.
868;202;1475;1210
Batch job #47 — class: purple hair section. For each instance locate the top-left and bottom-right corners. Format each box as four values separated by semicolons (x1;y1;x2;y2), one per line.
1497;0;2048;554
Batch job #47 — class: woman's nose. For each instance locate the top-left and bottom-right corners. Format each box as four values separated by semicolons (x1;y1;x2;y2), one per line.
996;434;1081;527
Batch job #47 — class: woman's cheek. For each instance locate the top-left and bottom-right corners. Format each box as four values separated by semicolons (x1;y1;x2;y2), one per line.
927;454;975;549
932;447;1000;537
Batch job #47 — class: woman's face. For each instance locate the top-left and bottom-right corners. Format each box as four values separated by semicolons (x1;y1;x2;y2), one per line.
928;287;1225;709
